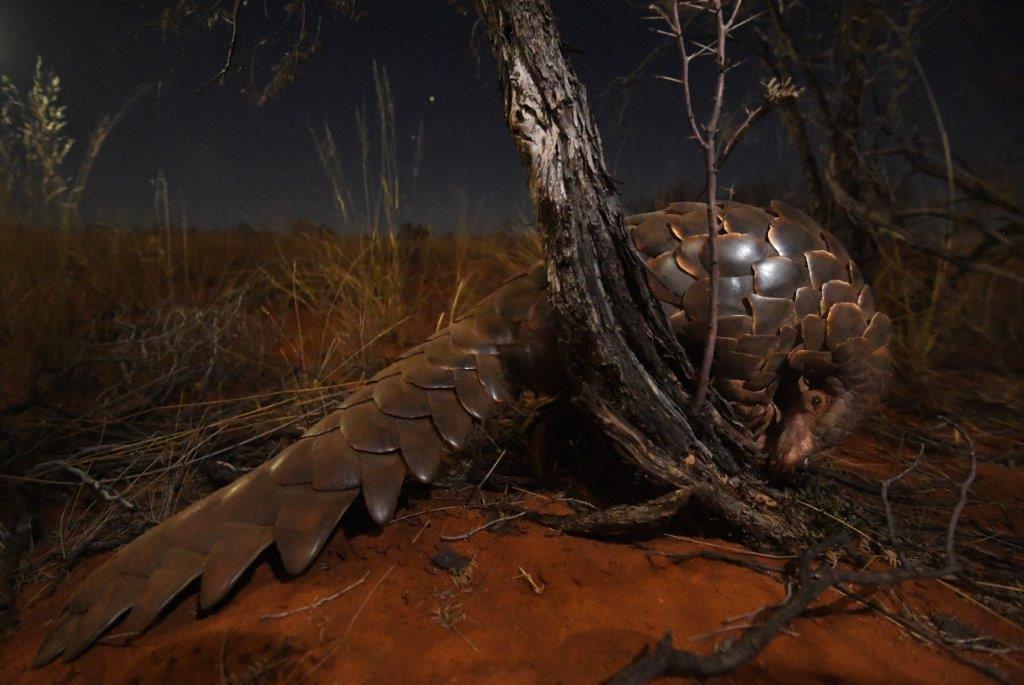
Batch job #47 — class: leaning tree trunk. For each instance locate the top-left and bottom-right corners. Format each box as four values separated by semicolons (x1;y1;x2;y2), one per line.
476;0;808;546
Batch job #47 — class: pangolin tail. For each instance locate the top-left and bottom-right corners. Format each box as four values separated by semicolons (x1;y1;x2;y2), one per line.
35;267;559;666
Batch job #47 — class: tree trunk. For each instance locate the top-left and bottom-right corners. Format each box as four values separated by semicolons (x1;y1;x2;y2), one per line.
476;0;807;547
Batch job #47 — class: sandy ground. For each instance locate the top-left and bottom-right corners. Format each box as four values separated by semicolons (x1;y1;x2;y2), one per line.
5;486;1022;684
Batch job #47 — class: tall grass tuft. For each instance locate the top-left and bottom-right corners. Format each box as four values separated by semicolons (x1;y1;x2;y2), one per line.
0;57;142;229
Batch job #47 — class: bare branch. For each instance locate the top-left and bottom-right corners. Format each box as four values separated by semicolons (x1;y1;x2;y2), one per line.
881;445;923;570
906;148;1024;219
887;14;957;332
30;461;136;511
940;418;979;566
654;1;745;410
439;512;529;541
826;175;1024;286
198;0;243;93
258;572;369;620
719;76;798;166
719;103;767;165
608;432;984;684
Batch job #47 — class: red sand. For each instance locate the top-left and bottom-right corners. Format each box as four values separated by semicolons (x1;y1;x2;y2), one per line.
5;491;1021;684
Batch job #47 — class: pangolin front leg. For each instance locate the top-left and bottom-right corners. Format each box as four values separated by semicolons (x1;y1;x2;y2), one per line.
34;267;561;666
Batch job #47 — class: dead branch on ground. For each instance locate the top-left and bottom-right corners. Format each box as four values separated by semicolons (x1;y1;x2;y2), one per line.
606;420;1004;684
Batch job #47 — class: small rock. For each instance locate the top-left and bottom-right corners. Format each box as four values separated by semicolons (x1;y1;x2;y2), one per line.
431;545;471;574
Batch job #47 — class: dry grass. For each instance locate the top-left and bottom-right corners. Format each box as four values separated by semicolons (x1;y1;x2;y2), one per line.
0;222;539;587
0;54;549;591
871;240;1024;455
874;241;1024;377
0;219;1020;597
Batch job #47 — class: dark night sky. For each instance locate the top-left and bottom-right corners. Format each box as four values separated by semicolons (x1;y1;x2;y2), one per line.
2;1;1021;230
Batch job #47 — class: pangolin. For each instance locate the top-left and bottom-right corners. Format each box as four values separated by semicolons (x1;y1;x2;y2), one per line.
34;200;892;666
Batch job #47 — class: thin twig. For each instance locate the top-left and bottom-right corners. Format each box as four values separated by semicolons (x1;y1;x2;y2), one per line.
259;571;370;620
33;462;137;511
439;512;528;541
881;445;924;569
887;15;956;320
391;505;461;523
655;1;752;410
198;0;243;93
664;534;797;559
472;448;506;497
941;418;979;566
342;564;395;638
646;548;782;577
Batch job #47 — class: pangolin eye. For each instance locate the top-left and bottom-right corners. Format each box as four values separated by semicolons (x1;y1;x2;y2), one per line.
804;391;829;412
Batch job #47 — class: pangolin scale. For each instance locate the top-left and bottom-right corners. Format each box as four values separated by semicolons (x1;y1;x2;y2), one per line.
35;200;892;666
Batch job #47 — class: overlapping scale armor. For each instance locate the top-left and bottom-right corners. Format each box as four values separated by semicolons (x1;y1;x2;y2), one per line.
35;267;561;666
628;200;891;437
37;201;891;666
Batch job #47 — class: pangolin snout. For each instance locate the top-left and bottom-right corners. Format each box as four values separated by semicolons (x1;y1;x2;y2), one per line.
770;411;818;474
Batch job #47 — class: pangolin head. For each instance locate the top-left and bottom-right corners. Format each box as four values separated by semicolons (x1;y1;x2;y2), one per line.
770;360;891;474
767;277;894;475
627;199;893;479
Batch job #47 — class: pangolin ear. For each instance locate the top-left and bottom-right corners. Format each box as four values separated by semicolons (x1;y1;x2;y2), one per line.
797;375;810;392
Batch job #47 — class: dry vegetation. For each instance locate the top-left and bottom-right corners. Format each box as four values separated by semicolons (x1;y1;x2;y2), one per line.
1;9;1022;677
871;243;1023;450
2;216;1022;684
0;223;541;589
1;217;1020;597
0;55;548;600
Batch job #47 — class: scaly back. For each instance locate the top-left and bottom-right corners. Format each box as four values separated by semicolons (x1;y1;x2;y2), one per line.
628;200;892;447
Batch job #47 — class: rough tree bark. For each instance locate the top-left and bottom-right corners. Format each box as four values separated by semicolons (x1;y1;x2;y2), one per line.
475;0;807;547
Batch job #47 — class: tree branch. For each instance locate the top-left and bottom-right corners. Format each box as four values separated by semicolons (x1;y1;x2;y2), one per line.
198;0;243;93
476;0;801;546
826;175;1024;286
608;424;982;684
